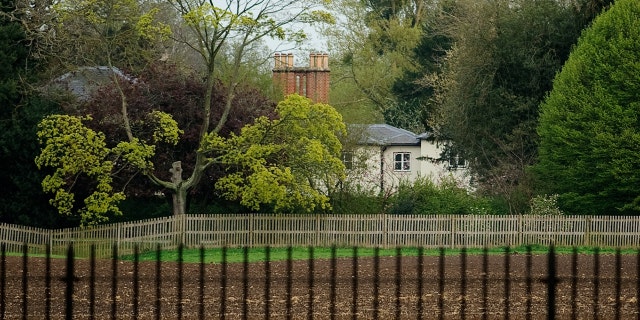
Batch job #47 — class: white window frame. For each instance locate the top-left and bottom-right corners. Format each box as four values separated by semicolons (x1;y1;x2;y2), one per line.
393;152;411;172
342;151;354;170
448;154;467;170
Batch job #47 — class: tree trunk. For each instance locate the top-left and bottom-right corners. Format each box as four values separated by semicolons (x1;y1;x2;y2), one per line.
170;161;187;215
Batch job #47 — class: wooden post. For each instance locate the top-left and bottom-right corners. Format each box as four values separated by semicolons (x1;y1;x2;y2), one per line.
315;214;320;247
382;213;388;249
585;216;591;247
517;215;523;247
249;214;254;248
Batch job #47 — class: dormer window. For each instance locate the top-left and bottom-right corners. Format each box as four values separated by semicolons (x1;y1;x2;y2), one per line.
394;152;411;171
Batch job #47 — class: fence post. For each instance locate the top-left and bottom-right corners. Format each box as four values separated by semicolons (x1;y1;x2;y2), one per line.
315;214;320;247
48;229;53;256
117;223;121;254
182;214;188;246
585;216;591;247
451;216;456;249
517;215;523;247
250;214;254;248
383;213;388;249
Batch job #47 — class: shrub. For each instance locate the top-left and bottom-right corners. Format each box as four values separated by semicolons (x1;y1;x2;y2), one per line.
529;194;563;215
387;176;498;215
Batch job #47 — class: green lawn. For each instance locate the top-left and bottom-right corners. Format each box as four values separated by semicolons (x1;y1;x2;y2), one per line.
122;245;639;264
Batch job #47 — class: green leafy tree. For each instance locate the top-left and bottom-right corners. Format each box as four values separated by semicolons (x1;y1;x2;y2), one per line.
35;0;335;223
534;0;640;215
37;94;345;224
204;94;346;212
50;0;170;74
324;0;431;125
0;0;67;227
387;8;453;132
430;0;588;212
78;62;277;211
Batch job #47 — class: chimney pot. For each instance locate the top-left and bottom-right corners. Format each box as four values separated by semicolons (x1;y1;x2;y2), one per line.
274;53;281;69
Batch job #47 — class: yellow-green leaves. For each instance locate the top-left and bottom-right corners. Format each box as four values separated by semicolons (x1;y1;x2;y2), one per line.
301;10;336;24
136;8;172;41
35;115;123;225
113;139;155;171
212;94;346;213
182;4;235;30
149;111;183;145
35;109;183;224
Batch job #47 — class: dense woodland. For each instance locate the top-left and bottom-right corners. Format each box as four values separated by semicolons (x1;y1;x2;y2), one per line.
1;0;637;228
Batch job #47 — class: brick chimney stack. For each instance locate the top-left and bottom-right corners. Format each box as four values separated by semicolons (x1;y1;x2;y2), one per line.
272;52;330;104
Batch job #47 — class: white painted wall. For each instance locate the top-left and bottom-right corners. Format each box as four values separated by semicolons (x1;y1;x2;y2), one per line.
345;139;470;194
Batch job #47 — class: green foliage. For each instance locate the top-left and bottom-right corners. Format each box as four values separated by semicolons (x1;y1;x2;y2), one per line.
387;13;453;132
331;187;384;214
432;0;588;211
52;0;170;72
203;94;346;213
35;115;125;225
0;96;69;227
534;0;640;215
113;139;155;171
324;0;431;124
35;110;184;224
387;176;500;215
529;194;563;216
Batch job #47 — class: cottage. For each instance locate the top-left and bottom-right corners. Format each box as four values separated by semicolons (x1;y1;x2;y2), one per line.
343;124;469;194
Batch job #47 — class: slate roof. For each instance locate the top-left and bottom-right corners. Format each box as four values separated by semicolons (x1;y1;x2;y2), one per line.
51;66;135;101
350;124;420;146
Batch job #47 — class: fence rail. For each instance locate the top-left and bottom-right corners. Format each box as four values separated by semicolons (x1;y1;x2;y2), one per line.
1;214;640;257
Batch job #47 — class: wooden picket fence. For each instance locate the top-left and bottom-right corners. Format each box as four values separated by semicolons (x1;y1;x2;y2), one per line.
1;214;639;257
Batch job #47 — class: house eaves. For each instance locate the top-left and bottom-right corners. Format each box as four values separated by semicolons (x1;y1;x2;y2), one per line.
352;124;421;146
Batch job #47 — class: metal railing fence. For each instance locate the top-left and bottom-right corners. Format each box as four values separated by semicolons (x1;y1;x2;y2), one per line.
1;243;639;319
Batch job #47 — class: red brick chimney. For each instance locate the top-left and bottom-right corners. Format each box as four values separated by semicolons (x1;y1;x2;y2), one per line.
272;52;330;104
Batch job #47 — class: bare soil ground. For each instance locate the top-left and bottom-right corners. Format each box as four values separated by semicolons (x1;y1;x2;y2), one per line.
1;253;638;319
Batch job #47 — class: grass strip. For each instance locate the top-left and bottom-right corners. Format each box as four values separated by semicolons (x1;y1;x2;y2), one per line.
123;245;640;264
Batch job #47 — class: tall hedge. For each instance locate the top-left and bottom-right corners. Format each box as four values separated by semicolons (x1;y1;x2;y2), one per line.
534;0;640;215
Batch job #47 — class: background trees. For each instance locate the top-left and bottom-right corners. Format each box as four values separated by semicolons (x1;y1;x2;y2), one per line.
428;0;597;212
0;0;64;227
534;0;640;215
324;0;435;128
0;0;632;225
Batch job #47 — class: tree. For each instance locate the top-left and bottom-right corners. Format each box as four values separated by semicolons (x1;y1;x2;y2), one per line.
0;0;67;227
386;7;452;132
36;93;345;224
534;0;640;215
34;0;336;223
206;94;346;212
429;0;587;212
77;62;277;208
48;0;170;74
323;0;432;126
